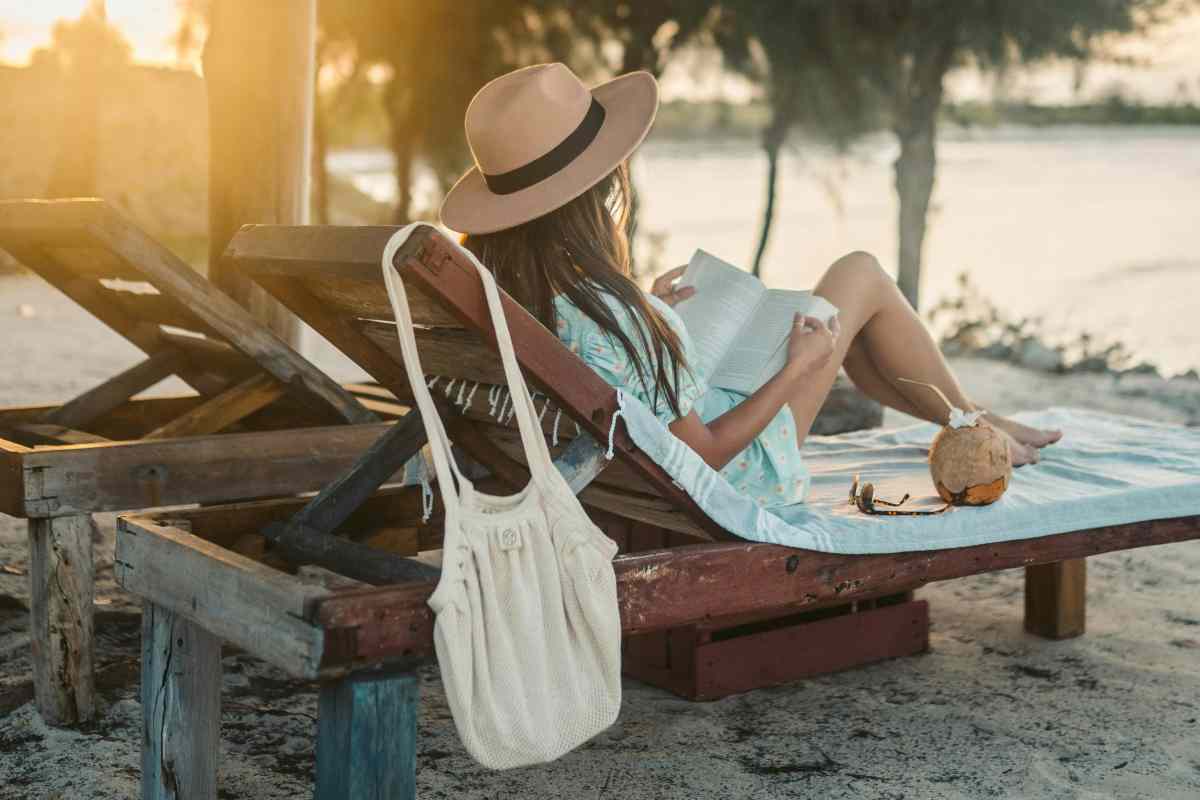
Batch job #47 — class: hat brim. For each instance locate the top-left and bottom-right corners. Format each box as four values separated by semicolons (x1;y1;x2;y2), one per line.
439;71;658;235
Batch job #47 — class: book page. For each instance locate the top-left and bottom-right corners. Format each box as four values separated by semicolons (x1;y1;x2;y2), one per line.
671;250;765;380
711;289;839;395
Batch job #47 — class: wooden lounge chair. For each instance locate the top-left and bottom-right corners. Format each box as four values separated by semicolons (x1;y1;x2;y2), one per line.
0;199;412;725
114;225;1200;799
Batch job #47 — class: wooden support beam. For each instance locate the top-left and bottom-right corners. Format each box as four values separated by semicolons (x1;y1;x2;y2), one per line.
144;373;286;440
44;349;183;430
1025;558;1087;639
141;601;221;800
312;514;1198;668
204;0;315;344
29;514;95;725
316;669;419;800
7;424;111;446
18;421;399;517
115;516;328;677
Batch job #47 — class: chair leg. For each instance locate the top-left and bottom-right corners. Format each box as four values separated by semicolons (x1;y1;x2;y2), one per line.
28;514;95;725
316;668;419;800
1025;558;1087;640
141;601;222;800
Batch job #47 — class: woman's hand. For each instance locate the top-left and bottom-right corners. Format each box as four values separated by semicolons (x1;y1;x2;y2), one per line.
650;265;696;307
784;314;837;379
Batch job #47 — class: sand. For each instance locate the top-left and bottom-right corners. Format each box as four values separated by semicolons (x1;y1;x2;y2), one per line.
1;275;1198;799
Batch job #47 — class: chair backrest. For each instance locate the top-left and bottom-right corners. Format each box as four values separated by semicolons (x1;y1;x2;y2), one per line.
0;199;373;426
230;224;731;540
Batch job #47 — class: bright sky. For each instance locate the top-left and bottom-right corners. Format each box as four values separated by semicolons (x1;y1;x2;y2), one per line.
3;1;1199;103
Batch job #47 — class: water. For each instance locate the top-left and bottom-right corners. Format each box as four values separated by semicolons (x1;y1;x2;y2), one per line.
329;126;1200;375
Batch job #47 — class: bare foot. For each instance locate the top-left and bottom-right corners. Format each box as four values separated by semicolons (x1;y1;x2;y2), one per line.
993;426;1039;466
983;413;1062;449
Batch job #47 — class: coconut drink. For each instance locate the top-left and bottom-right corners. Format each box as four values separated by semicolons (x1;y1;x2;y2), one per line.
898;378;1012;506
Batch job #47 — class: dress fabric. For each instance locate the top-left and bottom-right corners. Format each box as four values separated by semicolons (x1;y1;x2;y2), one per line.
552;289;810;507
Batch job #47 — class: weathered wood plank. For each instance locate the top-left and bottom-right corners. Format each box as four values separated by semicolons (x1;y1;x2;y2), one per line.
1025;558;1087;639
19;421;398;516
254;274;412;396
144;373;286;440
315;669;418;800
312;514;1200;668
6;424;110;446
44;349;184;430
115;515;328;677
29;514;95;725
90;206;375;424
141;601;221;800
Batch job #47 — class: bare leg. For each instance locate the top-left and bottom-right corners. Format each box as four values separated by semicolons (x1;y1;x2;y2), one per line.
842;336;933;422
789;252;1061;464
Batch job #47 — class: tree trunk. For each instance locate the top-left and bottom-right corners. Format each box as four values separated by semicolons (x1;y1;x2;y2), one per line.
893;120;936;310
312;41;330;225
46;2;105;199
384;83;414;224
204;0;316;345
752;130;784;278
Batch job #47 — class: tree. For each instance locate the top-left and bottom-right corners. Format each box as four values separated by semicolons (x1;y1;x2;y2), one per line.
534;1;718;263
319;2;544;223
713;3;879;276
37;0;131;198
824;0;1171;308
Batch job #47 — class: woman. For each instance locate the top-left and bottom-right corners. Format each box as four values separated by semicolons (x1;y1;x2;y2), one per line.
442;63;1060;508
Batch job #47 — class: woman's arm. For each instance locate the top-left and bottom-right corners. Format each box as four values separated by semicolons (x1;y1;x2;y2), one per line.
667;314;837;470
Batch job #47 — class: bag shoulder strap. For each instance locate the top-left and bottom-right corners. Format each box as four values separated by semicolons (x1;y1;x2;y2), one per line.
380;226;559;515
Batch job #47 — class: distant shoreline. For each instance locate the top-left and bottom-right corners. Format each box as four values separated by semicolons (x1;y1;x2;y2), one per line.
647;98;1200;141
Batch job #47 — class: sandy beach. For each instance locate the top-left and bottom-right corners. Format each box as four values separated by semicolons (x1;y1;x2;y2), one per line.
1;275;1198;799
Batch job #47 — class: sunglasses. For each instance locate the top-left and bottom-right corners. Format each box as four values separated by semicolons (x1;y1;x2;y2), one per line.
849;474;951;516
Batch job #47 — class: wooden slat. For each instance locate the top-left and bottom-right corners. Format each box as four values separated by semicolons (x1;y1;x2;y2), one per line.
101;288;221;339
45;349;185;430
7;424;111;446
115;515;328;677
18;422;399;517
144;373;287;440
1;241;223;396
359;321;506;385
581;485;707;537
312;514;1200;668
29;514;96;724
93;208;376;425
44;245;143;280
255;274;412;394
141;602;221;800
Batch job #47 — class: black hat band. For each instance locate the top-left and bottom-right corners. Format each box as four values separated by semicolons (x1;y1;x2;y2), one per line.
482;98;606;196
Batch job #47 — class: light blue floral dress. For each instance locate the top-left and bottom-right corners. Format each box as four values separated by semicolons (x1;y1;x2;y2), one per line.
553;290;810;507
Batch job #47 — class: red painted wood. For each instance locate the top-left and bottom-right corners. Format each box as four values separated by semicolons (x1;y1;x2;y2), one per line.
311;514;1200;669
689;600;929;700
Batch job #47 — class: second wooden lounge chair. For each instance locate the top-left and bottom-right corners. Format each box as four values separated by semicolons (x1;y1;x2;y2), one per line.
0;200;404;725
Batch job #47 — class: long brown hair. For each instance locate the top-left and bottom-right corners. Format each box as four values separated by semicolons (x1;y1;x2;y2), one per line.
462;163;693;417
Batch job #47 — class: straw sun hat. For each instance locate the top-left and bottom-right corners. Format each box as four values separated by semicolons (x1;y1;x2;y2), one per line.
439;63;659;235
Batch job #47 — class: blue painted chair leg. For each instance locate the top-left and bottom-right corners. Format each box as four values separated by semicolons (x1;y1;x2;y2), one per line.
315;668;419;800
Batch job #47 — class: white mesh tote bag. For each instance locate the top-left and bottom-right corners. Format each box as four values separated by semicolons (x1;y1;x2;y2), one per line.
381;225;622;770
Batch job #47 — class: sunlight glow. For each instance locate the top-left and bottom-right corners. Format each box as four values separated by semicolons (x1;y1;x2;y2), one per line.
0;0;186;68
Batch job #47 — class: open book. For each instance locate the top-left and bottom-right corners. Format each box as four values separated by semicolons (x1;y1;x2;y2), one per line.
673;249;839;395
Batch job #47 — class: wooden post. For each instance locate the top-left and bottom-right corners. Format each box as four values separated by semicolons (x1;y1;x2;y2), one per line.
1025;559;1087;639
28;514;95;725
141;601;222;800
316;669;419;800
203;0;316;344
